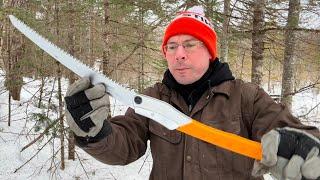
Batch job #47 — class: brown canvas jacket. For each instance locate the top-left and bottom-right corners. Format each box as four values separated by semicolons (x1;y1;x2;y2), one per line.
78;79;319;180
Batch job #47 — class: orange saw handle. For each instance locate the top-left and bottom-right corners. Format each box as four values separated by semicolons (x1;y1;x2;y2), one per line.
177;119;262;160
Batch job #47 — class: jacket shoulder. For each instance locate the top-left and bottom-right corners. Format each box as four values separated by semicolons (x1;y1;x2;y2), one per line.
234;79;260;116
234;79;259;94
142;82;170;99
235;79;275;104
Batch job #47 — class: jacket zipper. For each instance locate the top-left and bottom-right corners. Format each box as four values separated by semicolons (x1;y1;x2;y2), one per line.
188;104;193;113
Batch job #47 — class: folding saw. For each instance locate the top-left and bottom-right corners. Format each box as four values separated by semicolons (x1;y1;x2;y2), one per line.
9;15;262;160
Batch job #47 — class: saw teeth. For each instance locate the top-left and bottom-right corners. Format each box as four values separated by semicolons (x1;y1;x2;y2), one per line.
9;15;136;99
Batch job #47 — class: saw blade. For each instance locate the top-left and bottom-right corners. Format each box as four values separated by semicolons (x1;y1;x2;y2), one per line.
8;15;137;108
8;15;191;130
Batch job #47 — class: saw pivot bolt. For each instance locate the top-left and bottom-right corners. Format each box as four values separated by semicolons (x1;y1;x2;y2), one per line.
134;96;142;104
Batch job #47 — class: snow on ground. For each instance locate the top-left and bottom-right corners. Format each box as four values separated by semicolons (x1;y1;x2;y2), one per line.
0;72;319;180
0;74;152;180
264;82;320;127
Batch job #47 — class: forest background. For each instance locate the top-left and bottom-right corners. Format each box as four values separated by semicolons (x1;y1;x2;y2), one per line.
0;0;320;179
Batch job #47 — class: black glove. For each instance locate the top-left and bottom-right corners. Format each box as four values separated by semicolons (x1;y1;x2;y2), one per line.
252;127;320;180
64;77;112;143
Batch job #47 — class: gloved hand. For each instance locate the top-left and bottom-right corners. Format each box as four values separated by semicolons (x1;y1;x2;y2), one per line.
64;77;112;140
252;127;320;180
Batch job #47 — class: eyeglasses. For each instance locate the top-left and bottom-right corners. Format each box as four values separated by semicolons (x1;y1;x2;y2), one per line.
164;40;204;54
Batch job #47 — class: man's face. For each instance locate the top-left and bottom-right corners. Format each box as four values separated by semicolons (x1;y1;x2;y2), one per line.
164;34;212;85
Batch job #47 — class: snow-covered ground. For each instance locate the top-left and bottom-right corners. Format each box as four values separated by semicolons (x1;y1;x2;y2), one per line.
0;75;152;180
263;82;320;127
0;73;319;180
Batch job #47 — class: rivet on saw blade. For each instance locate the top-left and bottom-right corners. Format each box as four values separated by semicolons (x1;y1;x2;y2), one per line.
134;96;142;104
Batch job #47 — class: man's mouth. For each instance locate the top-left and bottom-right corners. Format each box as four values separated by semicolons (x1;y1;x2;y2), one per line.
176;67;189;71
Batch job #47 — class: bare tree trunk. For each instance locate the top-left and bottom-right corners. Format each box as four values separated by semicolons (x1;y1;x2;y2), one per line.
267;58;272;93
3;13;24;101
57;62;65;170
251;0;265;86
240;50;246;80
67;131;75;160
67;0;76;160
138;6;145;92
38;76;45;108
54;0;65;170
0;1;3;57
220;0;230;63
281;0;301;110
102;0;111;75
8;92;11;126
38;51;45;108
102;0;112;119
67;0;76;83
2;16;12;126
7;33;24;100
89;10;95;67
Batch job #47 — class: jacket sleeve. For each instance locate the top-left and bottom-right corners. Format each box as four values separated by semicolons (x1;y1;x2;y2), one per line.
74;85;162;165
241;82;320;142
77;109;149;165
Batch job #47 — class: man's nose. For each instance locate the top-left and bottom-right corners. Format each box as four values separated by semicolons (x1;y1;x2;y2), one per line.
175;45;187;61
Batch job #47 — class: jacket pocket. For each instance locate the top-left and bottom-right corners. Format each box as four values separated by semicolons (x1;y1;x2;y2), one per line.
148;120;183;180
199;114;244;176
149;120;181;144
203;114;241;135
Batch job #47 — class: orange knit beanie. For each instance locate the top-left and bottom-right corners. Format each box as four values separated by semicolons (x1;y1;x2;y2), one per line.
162;6;218;61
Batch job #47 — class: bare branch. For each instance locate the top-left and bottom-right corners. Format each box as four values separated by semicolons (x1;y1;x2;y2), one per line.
283;81;320;97
20;114;63;152
75;150;90;179
14;136;54;173
298;102;320;119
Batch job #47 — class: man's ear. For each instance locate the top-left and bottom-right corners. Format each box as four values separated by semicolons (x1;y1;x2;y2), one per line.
160;44;166;55
161;46;169;62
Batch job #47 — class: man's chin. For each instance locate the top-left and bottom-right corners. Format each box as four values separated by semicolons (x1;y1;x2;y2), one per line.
175;78;196;85
172;73;198;85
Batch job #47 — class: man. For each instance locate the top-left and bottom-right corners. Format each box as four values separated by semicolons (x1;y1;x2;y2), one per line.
64;7;320;180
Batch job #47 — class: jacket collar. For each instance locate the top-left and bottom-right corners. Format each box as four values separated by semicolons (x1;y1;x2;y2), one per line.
158;80;234;116
190;80;233;116
210;80;233;98
160;79;233;98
